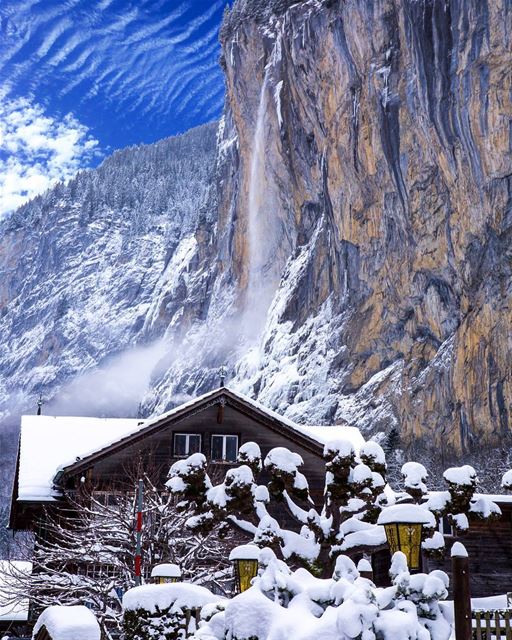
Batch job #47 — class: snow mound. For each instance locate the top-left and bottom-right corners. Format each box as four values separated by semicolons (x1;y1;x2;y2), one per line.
123;583;222;614
377;504;435;526
32;605;100;640
443;465;477;486
450;542;468;558
264;447;303;473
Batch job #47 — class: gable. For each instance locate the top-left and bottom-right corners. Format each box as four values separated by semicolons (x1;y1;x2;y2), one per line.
61;402;329;491
12;387;365;509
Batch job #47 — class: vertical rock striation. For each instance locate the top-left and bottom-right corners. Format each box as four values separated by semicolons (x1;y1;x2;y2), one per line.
211;0;512;453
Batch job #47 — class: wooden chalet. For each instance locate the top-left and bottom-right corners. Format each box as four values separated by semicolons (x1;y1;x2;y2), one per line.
8;385;512;597
9;386;363;529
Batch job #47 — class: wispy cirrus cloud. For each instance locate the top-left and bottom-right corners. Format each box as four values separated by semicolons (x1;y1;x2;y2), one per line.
0;97;99;215
0;0;227;151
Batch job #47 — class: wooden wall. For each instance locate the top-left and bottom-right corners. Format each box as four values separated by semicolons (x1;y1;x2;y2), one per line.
428;504;512;597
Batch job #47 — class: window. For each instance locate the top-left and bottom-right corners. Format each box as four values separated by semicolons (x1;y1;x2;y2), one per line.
174;433;201;457
93;491;119;507
438;515;453;537
78;564;120;579
211;435;238;462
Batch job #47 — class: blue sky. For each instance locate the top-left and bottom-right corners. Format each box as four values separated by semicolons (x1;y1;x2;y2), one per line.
0;0;229;214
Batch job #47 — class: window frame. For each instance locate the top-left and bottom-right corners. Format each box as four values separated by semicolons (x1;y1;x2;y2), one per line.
173;432;202;458
210;434;239;463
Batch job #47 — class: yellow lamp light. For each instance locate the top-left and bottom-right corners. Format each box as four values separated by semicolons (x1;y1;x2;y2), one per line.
150;563;182;584
229;545;260;593
377;504;434;572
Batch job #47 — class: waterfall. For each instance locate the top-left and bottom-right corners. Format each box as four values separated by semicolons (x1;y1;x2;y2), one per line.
247;67;269;289
244;66;275;335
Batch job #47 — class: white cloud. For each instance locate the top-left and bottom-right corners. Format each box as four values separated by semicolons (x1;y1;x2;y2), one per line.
0;97;99;216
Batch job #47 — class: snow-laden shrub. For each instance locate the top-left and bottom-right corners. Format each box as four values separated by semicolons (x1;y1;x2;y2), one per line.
423;464;501;537
237;442;262;475
191;549;451;640
401;462;428;503
33;605;101;640
169;439;390;571
123;583;222;640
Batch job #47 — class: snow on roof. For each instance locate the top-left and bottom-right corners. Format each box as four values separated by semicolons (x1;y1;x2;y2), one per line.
377;504;436;526
32;605;100;640
17;387;365;503
222;389;365;451
0;560;32;622
18;415;141;501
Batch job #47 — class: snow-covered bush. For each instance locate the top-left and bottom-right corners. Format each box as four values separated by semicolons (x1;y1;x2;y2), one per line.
401;462;428;503
123;583;223;640
426;464;501;535
33;605;101;640
191;549;451;640
501;469;512;491
168;439;390;571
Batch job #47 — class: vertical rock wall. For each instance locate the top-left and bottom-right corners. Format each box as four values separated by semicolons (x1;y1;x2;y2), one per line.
217;0;512;452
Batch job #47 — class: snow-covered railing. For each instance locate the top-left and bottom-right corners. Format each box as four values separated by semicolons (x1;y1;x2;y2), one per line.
472;609;512;640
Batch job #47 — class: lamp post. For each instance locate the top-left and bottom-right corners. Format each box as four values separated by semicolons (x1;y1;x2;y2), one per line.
229;545;260;593
151;563;182;584
377;504;435;572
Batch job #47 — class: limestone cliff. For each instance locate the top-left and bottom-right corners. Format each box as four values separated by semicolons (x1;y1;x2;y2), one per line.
207;0;511;453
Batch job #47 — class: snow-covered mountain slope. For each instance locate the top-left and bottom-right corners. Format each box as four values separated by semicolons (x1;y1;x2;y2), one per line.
0;123;218;466
1;0;511;512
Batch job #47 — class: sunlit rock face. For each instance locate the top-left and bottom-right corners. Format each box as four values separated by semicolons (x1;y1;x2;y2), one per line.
203;0;511;452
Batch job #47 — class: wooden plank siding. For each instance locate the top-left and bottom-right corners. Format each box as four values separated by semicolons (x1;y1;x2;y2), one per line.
428;504;512;597
61;404;327;500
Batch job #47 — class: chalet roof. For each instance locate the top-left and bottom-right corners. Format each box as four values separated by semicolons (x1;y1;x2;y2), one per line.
17;415;142;502
14;386;364;505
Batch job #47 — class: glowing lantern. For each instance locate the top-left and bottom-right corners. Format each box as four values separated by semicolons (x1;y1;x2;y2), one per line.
151;563;182;584
377;504;434;571
229;545;260;593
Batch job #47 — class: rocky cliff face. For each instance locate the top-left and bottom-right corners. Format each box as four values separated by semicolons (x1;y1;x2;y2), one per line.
204;0;511;454
1;0;511;481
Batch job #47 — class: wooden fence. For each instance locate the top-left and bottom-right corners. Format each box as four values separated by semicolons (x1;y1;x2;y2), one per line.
472;610;512;639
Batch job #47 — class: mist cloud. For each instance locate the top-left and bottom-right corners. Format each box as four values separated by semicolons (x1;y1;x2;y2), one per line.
46;339;166;418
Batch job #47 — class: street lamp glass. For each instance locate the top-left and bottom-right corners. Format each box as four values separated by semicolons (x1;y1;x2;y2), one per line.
157;576;180;584
234;559;259;593
384;522;423;570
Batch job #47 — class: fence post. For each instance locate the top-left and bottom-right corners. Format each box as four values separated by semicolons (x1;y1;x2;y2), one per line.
452;542;472;640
